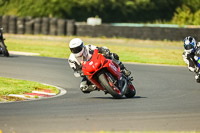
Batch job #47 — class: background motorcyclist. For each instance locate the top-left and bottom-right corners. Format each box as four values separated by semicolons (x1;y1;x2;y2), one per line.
0;28;9;57
68;38;132;93
182;36;200;83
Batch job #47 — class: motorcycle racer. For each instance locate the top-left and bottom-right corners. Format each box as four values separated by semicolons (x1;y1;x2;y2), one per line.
68;38;132;93
0;28;9;57
182;36;200;83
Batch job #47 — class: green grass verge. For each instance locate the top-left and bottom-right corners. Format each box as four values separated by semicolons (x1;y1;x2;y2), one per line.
0;77;59;102
5;34;185;66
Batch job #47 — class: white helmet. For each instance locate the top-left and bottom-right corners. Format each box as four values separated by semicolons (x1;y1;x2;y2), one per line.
184;36;196;53
69;38;85;57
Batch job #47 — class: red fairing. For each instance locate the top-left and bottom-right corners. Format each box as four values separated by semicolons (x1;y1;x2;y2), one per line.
81;49;121;90
107;62;121;80
82;49;105;77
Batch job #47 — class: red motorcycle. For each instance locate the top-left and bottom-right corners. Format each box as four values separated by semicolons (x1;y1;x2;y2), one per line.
82;49;136;99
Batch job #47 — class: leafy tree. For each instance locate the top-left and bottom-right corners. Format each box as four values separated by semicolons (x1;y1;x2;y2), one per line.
0;0;199;24
172;5;193;25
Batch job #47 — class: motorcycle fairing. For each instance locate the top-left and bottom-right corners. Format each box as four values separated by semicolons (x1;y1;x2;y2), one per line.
82;49;122;90
197;57;200;67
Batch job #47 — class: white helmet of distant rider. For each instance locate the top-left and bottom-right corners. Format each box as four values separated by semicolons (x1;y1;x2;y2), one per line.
184;36;196;53
69;38;87;58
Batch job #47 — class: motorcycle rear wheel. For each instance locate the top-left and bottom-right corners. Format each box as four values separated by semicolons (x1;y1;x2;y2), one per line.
98;73;123;99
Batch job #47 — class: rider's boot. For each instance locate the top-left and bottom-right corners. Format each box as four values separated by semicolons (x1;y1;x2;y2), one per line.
80;78;97;93
80;84;97;93
0;48;2;54
118;62;131;77
195;74;200;83
194;67;200;83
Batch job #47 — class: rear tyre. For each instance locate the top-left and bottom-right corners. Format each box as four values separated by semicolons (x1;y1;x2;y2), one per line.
125;82;136;98
98;73;122;99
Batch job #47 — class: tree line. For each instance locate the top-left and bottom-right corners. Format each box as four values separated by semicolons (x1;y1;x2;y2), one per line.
0;0;199;25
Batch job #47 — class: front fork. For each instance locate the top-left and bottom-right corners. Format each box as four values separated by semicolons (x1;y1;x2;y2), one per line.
105;72;127;96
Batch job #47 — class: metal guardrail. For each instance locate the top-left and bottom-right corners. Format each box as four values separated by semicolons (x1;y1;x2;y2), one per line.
111;23;181;28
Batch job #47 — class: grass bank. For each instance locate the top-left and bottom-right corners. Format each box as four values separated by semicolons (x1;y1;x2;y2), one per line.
0;77;59;102
5;34;185;66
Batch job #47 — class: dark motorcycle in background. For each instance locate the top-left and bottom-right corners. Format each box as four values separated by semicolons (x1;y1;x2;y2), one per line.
82;49;136;99
0;28;9;57
194;47;200;83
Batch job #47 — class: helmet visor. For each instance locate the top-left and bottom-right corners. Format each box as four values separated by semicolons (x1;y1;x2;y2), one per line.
70;43;83;54
184;44;194;50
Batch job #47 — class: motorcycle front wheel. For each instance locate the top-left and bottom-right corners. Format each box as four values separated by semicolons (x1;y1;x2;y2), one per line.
98;72;123;99
0;41;9;57
125;82;136;98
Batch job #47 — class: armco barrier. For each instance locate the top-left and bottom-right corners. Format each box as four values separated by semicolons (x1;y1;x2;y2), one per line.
0;15;200;41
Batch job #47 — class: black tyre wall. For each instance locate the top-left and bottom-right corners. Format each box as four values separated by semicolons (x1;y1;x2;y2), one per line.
57;19;66;36
34;18;42;35
17;17;25;34
25;17;34;34
50;18;57;35
2;16;9;33
42;17;49;35
8;16;17;34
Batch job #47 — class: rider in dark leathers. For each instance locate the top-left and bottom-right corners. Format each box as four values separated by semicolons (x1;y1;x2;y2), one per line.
182;36;200;83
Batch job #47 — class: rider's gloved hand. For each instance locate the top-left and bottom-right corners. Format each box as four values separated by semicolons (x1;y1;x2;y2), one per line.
98;47;110;57
194;55;198;61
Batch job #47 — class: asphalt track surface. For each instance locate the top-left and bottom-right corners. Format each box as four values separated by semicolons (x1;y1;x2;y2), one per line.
1;55;200;133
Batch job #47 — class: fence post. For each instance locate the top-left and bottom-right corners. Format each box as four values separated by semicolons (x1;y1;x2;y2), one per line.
67;19;75;36
17;17;25;34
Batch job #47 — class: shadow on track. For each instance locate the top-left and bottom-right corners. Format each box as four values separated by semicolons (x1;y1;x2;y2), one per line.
89;95;147;100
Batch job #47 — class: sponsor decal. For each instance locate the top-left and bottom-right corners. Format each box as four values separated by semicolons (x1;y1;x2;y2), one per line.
198;59;200;64
89;61;93;65
81;61;86;65
109;63;117;72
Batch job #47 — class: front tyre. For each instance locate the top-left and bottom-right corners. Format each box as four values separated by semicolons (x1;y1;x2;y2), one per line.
0;42;9;57
125;82;136;98
98;73;122;99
